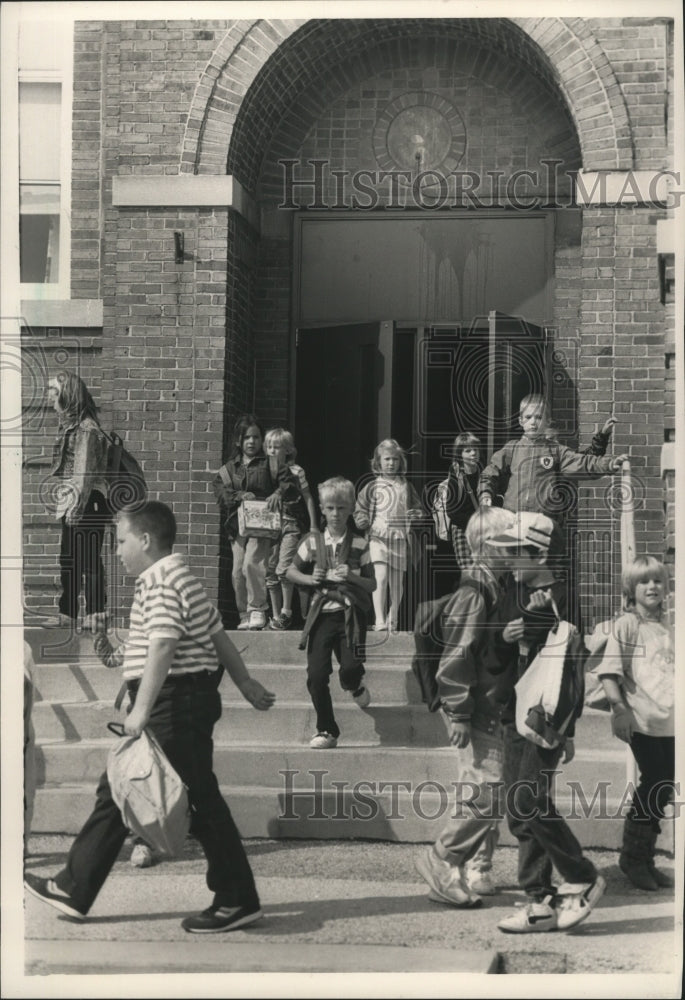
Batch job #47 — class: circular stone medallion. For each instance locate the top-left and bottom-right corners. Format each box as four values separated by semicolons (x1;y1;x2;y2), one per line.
374;92;467;176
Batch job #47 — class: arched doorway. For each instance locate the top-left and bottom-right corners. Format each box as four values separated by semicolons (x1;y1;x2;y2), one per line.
213;18;616;621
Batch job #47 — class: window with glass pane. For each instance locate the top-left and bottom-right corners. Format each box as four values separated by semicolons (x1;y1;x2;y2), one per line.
19;81;62;283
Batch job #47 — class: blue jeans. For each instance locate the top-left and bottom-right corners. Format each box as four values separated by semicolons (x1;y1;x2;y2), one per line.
231;535;270;614
435;724;503;870
54;673;259;915
502;721;596;900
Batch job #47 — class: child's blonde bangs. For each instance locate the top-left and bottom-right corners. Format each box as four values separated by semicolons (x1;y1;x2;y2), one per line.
622;556;669;602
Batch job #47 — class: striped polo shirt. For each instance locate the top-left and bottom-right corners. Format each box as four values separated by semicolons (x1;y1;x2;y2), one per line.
292;528;373;612
122;553;223;681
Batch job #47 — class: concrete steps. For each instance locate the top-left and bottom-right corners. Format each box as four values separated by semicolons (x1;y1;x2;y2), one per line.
25;626;648;848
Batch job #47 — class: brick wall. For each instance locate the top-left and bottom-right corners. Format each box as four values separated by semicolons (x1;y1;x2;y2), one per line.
574;206;670;623
593;19;671;170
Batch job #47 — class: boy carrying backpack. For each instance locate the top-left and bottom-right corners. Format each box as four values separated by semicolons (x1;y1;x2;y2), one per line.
487;512;605;934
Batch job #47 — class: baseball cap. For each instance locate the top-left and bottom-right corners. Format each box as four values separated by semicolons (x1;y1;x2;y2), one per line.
487;511;554;551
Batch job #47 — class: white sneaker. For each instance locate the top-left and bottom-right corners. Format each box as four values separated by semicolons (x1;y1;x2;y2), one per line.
248;610;266;630
498;896;558;933
352;685;371;708
464;869;496;895
237;615;250;631
131;842;155;868
415;847;481;908
309;732;338;749
555;876;606;930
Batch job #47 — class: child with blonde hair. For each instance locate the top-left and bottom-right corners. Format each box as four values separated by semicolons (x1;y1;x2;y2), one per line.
263;428;317;630
286;477;376;748
597;556;674;891
354;439;422;632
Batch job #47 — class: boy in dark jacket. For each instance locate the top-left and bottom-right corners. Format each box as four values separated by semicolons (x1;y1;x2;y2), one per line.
488;512;606;934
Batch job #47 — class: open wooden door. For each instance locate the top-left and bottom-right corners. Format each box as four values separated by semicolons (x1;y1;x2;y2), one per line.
294;322;387;494
417;311;549;475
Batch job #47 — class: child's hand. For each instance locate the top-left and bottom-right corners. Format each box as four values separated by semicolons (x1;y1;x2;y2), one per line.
327;564;349;582
89;612;109;634
407;508;423;521
239;677;276;711
242;492;256;501
502;617;525;643
611;454;630;472
446;719;471;748
610;703;634;743
312;566;327;584
526;589;553;611
562;738;575;764
265;492;280;511
600;417;617;436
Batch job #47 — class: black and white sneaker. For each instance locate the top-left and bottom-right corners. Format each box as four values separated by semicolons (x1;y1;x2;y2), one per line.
555;876;606;930
24;874;87;921
181;904;263;934
497;896;558;933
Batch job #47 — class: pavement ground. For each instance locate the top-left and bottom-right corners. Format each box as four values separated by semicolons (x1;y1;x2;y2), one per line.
8;834;683;998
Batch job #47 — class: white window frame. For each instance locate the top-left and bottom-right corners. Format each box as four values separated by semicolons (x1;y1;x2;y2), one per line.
13;22;73;300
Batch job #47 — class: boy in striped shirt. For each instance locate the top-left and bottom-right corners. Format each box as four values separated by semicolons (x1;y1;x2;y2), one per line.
24;501;275;934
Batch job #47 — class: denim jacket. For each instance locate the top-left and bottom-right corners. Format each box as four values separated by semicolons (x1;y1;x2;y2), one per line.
50;417;109;522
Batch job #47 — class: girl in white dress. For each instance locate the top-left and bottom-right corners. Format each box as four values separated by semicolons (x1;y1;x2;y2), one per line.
354;439;422;632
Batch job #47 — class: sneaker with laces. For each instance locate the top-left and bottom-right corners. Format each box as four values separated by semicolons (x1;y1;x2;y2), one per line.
268;611;293;631
248;610;266;630
352;685;371;708
415;846;481;908
237;615;250;631
130;842;155;868
309;732;338;749
181;904;263;934
24;874;87;921
464;869;496;896
497;896;558;933
555;876;606;930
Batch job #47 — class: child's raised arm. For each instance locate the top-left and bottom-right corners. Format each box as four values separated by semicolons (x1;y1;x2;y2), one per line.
301;486;318;533
211;630;275;711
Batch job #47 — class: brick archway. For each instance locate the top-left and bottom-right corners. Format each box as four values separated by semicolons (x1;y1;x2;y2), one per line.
181;17;633;181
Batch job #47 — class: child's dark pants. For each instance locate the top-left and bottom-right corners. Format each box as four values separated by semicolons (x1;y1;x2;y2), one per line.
306;610;365;738
502;721;597;899
629;732;675;829
54;672;259;915
58;490;109;618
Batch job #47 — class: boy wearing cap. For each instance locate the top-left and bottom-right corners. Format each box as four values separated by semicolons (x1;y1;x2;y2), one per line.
415;505;517;907
489;511;605;934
